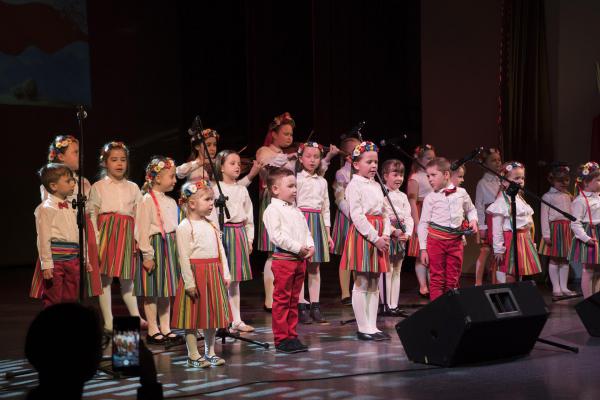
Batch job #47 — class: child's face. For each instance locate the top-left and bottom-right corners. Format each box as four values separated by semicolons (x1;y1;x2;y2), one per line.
50;174;76;199
384;170;404;190
221;153;241;180
342;139;361;158
353;151;378;179
451;168;465;187
552;175;570;193
584;175;600;193
503;167;525;188
58;142;79;172
105;148;128;180
426;166;450;191
272;175;297;204
188;190;214;216
272;124;294;149
195;137;218;158
299;147;321;174
419;149;436;166
154;167;177;192
485;152;502;172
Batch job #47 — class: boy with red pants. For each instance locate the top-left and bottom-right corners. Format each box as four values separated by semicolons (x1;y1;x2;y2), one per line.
263;167;315;353
418;158;478;300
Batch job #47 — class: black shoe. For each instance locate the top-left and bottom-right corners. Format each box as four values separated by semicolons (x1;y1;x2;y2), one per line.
374;331;391;340
264;305;272;313
341;297;352;306
298;304;312;324
390;307;410;318
146;332;166;345
275;339;296;354
310;302;328;324
289;338;309;352
356;331;378;341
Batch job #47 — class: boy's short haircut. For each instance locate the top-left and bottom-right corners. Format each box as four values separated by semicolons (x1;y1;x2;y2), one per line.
426;157;451;173
266;167;295;192
39;163;73;193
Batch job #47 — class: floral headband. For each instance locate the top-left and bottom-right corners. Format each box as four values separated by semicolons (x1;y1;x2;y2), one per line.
200;129;219;140
269;112;295;131
145;157;174;182
297;141;323;156
100;141;128;161
500;161;524;175
351;141;378;160
179;179;211;204
414;144;434;158
576;162;600;183
48;135;77;162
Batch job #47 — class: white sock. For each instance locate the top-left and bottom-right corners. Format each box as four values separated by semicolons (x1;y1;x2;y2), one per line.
390;257;403;308
143;299;158;335
263;257;274;308
496;271;507;283
367;290;380;333
99;275;113;330
119;279;140;317
378;272;393;306
415;263;428;292
582;267;594;298
157;298;171;334
352;288;369;333
204;328;216;357
548;261;561;294
308;265;321;303
378;274;386;304
185;330;201;360
228;282;242;324
298;282;310;304
559;264;571;292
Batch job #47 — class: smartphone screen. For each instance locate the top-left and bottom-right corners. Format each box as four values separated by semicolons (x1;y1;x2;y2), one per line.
112;316;140;376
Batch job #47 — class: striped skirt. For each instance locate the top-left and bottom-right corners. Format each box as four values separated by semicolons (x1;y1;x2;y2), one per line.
332;209;351;255
300;208;330;263
223;222;253;282
539;220;572;258
171;258;232;329
406;201;423;257
136;232;179;297
97;213;138;279
569;223;600;265
30;242;80;299
389;219;406;257
500;229;542;276
85;215;103;297
340;215;388;273
257;191;275;252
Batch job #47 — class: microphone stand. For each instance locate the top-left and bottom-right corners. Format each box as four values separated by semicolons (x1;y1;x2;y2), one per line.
466;159;578;354
74;105;88;303
190;116;269;349
382;140;428;171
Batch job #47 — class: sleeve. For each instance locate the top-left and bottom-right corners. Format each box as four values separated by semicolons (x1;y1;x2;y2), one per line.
82;177;92;197
135;197;154;261
217;233;231;281
266;154;288;168
319;158;330;175
463;192;478;222
263;207;303;254
540;196;551;239
238;175;251;187
571;199;591;243
36;206;54;270
333;177;349;217
175;222;196;290
40;184;48;202
87;184;101;243
321;180;331;228
243;188;255;245
492;214;506;254
382;195;391;237
402;195;415;235
346;183;380;243
176;160;200;179
475;180;487;230
417;195;433;249
304;217;315;248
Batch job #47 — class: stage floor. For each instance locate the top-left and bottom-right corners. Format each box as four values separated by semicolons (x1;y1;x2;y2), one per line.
0;266;597;400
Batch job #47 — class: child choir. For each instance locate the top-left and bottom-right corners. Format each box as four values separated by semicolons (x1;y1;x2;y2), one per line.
31;111;598;360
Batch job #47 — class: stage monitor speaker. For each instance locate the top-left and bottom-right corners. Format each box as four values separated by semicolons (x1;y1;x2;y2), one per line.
396;281;549;367
575;292;600;337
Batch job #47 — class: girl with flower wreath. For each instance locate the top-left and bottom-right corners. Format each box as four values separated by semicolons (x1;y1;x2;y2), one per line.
135;156;183;344
569;162;600;298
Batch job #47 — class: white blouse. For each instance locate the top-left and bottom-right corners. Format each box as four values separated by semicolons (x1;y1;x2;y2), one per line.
384;188;414;236
571;192;600;243
408;170;433;200
487;193;534;254
475;172;500;230
333;162;352;217
208;181;255;245
135;191;179;261
540;187;572;239
296;170;331;227
345;174;391;243
176;218;231;290
262;198;314;254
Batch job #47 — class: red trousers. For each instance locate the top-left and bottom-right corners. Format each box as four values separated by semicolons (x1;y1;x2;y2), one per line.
271;258;306;345
427;236;464;301
42;258;80;308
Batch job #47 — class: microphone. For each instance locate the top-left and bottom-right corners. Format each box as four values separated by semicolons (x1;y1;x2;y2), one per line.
451;147;483;171
76;105;87;120
341;121;366;140
188;116;203;136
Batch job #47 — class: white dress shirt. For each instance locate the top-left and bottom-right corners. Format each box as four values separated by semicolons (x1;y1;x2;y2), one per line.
333;162;352;217
384;188;414;236
176;218;231;290
263;198;314;254
475;172;500;230
540;187;572;239
135;191;179;261
296;169;331;227
408;170;433;200
176;160;251;187
417;185;477;249
345;175;391;243
208;181;255;245
35;194;79;270
570;191;600;243
487;193;534;254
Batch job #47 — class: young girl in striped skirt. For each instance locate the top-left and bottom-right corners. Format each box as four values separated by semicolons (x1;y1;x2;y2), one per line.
172;180;231;368
340;141;391;341
209;150;255;333
295;142;333;324
406;145;435;297
487;161;542;283
88;142;144;332
332;137;361;305
135;156;182;344
539;163;577;299
569;162;600;298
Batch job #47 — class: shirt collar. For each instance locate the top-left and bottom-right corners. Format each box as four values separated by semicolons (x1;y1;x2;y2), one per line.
299;169;318;178
436;183;455;193
48;193;67;205
352;174;371;183
271;197;293;207
103;175;124;185
483;172;498;182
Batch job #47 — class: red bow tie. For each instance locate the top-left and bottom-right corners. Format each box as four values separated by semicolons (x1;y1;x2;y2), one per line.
58;201;69;209
443;187;457;196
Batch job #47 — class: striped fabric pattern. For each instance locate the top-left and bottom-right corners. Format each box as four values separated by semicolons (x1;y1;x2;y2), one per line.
223;223;253;281
538;220;572;258
84;215;103;297
30;241;79;299
136;232;179;297
501;229;542;276
257;191;275;252
331;209;351;255
340;214;388;273
389;219;405;257
97;213;138;279
427;223;465;240
171;258;231;329
569;223;600;264
406;201;423;257
300;208;330;263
